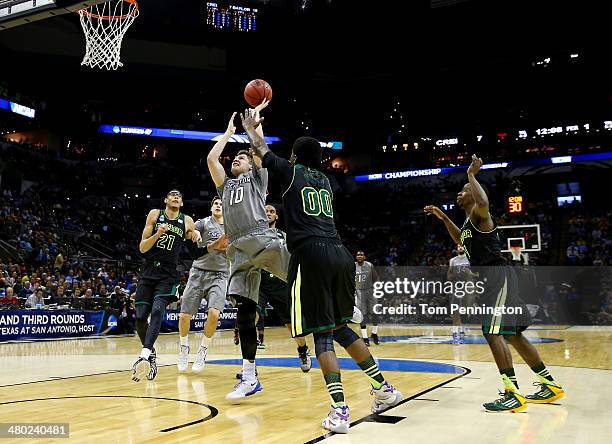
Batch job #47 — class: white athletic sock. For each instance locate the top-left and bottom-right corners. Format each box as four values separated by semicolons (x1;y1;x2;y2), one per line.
452;326;458;334
459;325;465;334
180;335;189;347
361;328;368;339
140;348;151;360
201;335;212;349
243;359;256;382
372;326;378;334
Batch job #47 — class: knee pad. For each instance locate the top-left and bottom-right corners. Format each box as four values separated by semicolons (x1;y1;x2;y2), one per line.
333;325;360;349
313;332;335;357
237;300;257;330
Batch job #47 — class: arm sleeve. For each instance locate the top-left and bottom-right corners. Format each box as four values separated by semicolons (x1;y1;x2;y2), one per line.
262;151;294;190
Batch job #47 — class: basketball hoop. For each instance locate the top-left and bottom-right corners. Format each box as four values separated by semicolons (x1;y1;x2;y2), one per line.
510;246;523;262
78;0;139;70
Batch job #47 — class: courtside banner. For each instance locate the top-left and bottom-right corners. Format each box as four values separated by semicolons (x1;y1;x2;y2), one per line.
162;307;238;331
0;310;105;340
360;266;611;326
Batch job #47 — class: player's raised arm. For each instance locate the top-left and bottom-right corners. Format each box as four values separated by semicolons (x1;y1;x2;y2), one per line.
185;215;202;244
248;99;269;168
466;154;489;219
241;107;270;160
424;205;462;245
207;112;237;188
139;209;167;253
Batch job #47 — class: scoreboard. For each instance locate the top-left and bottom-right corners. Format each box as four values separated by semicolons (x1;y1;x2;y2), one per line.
205;2;257;32
507;196;524;214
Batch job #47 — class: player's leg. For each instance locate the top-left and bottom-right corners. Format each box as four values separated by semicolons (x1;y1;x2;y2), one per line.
367;289;380;345
479;267;528;412
286;242;348;431
193;272;227;372
451;308;461;344
233;325;240;345
315;330;350;434
177;313;192;372
226;295;262;399
256;300;266;349
482;332;527;412
333;248;402;413
132;282;153;382
140;281;177;381
178;269;205;372
333;324;402;413
356;290;370;346
506;330;565;403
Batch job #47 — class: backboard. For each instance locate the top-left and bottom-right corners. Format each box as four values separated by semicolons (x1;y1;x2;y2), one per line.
497;224;541;252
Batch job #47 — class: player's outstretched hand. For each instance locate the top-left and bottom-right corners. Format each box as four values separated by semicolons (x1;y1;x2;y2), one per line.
467;154;483;176
225;112;237;136
190;230;203;244
240;108;264;132
253;97;269;114
156;223;169;235
424;205;445;220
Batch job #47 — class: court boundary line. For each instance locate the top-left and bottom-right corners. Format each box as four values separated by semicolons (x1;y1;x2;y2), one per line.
304;365;472;444
0;395;218;432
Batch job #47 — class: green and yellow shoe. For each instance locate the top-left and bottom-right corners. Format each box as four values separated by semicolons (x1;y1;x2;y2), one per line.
525;382;565;404
483;390;528;413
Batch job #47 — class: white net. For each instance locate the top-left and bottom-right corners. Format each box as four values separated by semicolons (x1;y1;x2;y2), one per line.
78;0;139;70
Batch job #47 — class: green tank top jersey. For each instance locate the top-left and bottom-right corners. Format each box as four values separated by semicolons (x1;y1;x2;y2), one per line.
143;209;187;266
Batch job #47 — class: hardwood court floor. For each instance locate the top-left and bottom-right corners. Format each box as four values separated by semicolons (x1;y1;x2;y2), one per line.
0;325;610;443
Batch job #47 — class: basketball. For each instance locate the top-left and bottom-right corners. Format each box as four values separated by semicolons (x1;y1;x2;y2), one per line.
244;79;273;108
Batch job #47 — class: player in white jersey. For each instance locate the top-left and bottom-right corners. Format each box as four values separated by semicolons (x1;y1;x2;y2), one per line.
177;196;229;372
355;251;380;346
447;245;475;344
207;102;289;400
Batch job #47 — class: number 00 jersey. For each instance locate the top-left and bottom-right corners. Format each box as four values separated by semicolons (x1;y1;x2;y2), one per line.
142;209;187;267
262;152;338;251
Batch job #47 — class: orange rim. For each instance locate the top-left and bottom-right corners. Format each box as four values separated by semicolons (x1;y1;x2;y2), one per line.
80;0;138;21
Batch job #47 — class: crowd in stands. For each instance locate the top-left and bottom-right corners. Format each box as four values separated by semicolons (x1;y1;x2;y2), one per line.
565;208;612;266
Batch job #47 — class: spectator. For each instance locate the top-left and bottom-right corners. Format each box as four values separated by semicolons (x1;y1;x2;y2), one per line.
25;288;46;308
20;280;33;299
83;288;93;299
56;285;66;299
0;287;19;307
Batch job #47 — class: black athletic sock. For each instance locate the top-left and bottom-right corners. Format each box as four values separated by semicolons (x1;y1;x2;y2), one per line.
297;344;308;355
258;333;264;344
144;298;168;350
531;361;555;382
324;372;345;406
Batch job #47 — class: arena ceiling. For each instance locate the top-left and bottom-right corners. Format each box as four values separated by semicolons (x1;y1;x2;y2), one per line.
0;0;609;139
